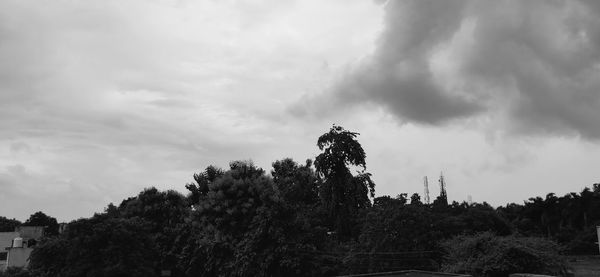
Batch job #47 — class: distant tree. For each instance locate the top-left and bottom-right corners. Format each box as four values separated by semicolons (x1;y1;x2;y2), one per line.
315;125;375;239
0;216;21;232
486;183;600;253
448;203;512;236
432;195;449;211
580;187;594;228
410;193;422;205
29;216;159;277
396;193;409;205
354;198;439;273
23;211;59;236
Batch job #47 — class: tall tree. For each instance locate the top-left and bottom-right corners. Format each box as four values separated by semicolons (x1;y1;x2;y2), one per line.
314;125;375;239
23;211;59;236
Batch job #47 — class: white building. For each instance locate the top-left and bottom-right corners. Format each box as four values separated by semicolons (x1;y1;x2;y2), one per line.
0;226;44;271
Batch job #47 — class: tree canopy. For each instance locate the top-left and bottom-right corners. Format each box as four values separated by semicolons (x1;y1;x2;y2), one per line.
0;216;21;232
5;126;599;277
315;125;375;239
23;212;59;236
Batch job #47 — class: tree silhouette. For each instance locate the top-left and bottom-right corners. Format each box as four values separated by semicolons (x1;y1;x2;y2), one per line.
271;158;320;206
0;216;21;232
23;211;59;236
315;125;375;239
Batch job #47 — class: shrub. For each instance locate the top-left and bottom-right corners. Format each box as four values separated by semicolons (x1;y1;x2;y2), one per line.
0;267;32;277
441;232;569;277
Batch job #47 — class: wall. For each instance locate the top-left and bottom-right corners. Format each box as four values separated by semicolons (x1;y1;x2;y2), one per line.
7;248;33;268
0;232;19;271
0;227;45;271
16;226;44;240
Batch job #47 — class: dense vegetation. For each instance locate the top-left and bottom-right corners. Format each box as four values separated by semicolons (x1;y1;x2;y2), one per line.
2;125;598;276
442;232;568;277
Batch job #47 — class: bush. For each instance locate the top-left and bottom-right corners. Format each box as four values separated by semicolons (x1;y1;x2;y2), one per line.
0;267;32;277
442;232;569;277
561;225;599;255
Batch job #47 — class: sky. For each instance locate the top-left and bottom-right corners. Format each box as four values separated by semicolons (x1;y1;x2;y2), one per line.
1;0;600;222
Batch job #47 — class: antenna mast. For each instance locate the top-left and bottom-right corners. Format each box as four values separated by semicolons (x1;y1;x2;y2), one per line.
423;176;430;204
439;172;447;200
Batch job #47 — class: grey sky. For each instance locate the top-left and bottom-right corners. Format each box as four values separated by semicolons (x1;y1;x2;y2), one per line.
1;0;599;222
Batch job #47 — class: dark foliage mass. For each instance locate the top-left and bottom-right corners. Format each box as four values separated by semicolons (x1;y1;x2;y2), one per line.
0;267;31;277
442;232;569;277
29;217;159;277
22;212;59;236
3;125;598;277
0;217;21;232
315;125;375;240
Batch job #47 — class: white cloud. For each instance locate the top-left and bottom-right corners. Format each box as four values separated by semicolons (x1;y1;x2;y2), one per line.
2;0;598;222
0;0;382;221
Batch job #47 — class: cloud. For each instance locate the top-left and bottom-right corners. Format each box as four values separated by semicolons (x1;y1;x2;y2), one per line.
0;0;383;220
301;0;600;139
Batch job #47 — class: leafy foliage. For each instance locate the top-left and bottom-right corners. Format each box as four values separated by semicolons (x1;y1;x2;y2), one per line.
29;216;159;277
0;216;21;232
271;158;320;206
0;267;32;277
22;212;59;236
180;160;331;277
315;125;375;239
116;188;189;275
185;165;224;205
442;232;569;277
498;185;600;253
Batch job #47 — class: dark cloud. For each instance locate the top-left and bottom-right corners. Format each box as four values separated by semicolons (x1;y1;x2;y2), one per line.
306;0;600;138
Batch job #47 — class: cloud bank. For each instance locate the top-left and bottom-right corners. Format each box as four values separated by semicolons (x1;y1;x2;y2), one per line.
0;0;382;221
311;0;600;139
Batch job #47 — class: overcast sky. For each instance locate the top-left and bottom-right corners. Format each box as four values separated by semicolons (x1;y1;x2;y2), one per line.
2;0;600;222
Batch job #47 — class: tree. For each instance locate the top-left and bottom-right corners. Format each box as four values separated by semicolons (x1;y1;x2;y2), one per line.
29;216;159;277
0;216;21;232
117;188;189;275
271;158;319;206
180;160;329;277
354;202;439;273
315;125;375;239
23;211;59;236
118;187;188;232
185;165;224;205
410;193;422;205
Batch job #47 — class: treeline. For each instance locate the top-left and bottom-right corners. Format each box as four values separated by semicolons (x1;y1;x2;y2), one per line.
1;126;598;276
